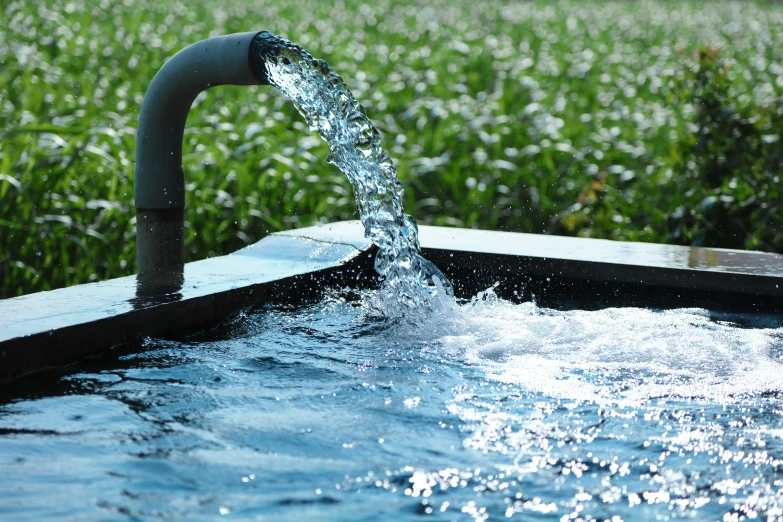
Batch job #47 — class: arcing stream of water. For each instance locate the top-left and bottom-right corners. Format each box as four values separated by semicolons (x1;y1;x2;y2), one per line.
251;32;451;315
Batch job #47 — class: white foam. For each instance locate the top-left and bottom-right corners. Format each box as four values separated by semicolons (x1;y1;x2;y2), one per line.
383;288;783;405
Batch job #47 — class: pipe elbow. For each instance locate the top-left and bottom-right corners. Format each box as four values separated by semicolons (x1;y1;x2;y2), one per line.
134;31;272;273
134;32;269;211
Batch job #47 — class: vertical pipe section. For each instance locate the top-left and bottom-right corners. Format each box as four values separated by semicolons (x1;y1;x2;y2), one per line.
135;32;268;273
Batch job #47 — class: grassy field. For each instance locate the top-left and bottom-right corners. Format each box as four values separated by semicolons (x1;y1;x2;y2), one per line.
2;0;782;297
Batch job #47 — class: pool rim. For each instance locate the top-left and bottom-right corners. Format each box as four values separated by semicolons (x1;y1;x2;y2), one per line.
1;220;782;380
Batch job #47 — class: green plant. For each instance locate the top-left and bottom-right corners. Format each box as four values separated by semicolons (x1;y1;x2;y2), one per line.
664;46;783;250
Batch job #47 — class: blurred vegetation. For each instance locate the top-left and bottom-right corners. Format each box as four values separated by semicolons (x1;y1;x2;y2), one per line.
1;0;782;297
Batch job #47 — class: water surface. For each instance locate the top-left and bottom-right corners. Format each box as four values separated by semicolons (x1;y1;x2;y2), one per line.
2;291;783;521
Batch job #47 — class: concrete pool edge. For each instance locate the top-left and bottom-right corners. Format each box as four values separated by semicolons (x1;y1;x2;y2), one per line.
0;230;376;380
281;221;783;307
2;220;783;380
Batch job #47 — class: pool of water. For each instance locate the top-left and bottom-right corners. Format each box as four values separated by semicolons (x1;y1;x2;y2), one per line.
2;290;783;521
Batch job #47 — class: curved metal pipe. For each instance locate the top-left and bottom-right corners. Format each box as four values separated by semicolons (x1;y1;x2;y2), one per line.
135;32;269;273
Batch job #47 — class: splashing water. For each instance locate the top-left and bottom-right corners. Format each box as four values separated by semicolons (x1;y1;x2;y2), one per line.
251;32;451;315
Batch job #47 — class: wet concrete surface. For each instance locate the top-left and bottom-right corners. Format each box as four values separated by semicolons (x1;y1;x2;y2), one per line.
0;232;372;379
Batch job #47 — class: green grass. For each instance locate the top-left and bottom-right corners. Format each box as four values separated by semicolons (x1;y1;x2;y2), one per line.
2;0;782;297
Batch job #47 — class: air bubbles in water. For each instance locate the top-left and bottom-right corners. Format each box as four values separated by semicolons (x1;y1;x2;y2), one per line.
250;32;453;317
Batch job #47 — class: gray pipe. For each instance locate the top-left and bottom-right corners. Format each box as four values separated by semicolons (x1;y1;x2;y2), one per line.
135;32;269;273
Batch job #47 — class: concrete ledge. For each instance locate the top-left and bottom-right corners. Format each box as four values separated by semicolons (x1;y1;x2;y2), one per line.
2;221;783;379
0;232;376;380
417;224;783;310
282;221;783;309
